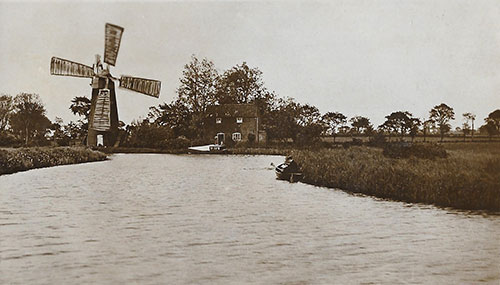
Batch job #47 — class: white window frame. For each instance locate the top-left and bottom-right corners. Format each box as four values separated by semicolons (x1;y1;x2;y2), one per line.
232;132;242;142
216;117;222;124
236;117;243;123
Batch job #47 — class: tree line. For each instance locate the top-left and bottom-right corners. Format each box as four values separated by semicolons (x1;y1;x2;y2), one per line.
1;55;499;147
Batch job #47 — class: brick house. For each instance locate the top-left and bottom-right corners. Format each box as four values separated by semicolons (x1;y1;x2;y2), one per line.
204;104;266;145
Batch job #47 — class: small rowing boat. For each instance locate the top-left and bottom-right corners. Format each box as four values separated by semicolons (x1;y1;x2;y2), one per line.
275;156;303;183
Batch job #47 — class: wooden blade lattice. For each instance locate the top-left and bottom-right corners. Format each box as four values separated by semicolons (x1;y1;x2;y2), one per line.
119;76;161;98
50;57;95;78
104;23;124;66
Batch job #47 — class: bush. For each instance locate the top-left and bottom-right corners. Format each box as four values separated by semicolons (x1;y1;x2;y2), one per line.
190;138;210;147
0;132;22;147
159;136;190;150
383;143;447;159
0;147;107;175
343;138;363;149
295;124;323;147
368;133;386;147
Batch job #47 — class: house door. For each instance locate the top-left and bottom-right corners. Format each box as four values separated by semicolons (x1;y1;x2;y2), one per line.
216;133;225;145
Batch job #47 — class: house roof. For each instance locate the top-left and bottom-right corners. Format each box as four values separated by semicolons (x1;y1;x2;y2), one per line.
205;104;258;118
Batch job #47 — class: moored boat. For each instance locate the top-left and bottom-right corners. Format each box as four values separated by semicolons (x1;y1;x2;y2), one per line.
188;144;227;154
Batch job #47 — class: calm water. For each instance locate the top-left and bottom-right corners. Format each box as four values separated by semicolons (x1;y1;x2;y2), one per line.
1;154;499;284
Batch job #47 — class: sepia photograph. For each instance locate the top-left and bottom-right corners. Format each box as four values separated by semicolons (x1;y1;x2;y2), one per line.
1;0;499;284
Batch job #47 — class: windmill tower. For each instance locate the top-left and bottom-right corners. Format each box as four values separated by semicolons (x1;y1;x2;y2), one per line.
50;23;161;147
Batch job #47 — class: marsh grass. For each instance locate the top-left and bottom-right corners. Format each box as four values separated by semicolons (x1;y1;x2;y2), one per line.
0;147;107;175
292;145;500;211
228;147;289;155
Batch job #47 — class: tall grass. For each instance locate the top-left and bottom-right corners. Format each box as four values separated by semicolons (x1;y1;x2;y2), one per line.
442;142;500;156
228;147;289;155
0;147;107;175
291;145;500;211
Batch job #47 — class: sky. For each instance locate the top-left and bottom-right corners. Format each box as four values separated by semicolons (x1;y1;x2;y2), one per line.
1;0;499;128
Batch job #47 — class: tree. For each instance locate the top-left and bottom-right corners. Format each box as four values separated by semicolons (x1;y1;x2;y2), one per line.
69;96;91;120
10;93;51;145
266;97;302;143
421;119;433;142
296;122;324;146
461;122;470;142
338;125;350;135
479;122;497;140
216;62;266;104
377;122;393;141
254;90;278;133
462;112;476;141
429;103;455;142
297;104;321;126
124;119;174;148
322;111;347;142
64;121;85;141
408;117;421;142
69;96;91;141
0;94;13;131
350;116;372;135
50;117;71;146
381;111;413;140
294;104;324;146
484;109;500;137
148;99;193;138
177;55;219;114
176;55;219;139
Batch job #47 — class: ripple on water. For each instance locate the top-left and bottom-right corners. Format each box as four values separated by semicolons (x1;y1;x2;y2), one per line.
0;154;499;284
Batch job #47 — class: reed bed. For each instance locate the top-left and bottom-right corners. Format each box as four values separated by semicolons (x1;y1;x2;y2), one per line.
291;145;500;211
228;147;289;155
0;147;107;175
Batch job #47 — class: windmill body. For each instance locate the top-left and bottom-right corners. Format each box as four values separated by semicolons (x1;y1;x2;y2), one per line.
88;73;119;147
50;23;161;147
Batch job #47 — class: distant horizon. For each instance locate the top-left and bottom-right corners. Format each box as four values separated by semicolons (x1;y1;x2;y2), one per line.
1;0;498;129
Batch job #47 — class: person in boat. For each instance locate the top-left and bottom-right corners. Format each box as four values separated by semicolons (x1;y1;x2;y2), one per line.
284;156;299;173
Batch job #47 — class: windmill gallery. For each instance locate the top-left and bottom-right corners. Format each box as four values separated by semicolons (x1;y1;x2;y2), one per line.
50;23;161;147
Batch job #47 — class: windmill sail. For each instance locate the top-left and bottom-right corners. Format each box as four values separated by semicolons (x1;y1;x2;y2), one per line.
50;57;95;78
119;76;161;98
104;23;124;66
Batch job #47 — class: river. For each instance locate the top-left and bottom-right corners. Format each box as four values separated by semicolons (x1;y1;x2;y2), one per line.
1;154;499;284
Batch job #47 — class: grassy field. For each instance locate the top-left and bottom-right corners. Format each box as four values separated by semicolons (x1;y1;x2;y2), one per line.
0;147;107;175
291;143;500;211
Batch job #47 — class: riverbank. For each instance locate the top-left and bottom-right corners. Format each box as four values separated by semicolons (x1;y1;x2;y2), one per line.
0;147;107;175
97;147;187;154
98;146;289;155
290;143;500;211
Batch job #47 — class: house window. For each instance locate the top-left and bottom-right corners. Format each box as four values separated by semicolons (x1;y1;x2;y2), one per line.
216;118;222;124
236;117;243;123
232;132;242;142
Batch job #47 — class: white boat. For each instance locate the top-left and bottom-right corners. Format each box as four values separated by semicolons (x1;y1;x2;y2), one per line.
188;144;226;153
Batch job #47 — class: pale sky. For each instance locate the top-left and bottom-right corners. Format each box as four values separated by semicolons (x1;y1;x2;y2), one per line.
1;0;499;128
